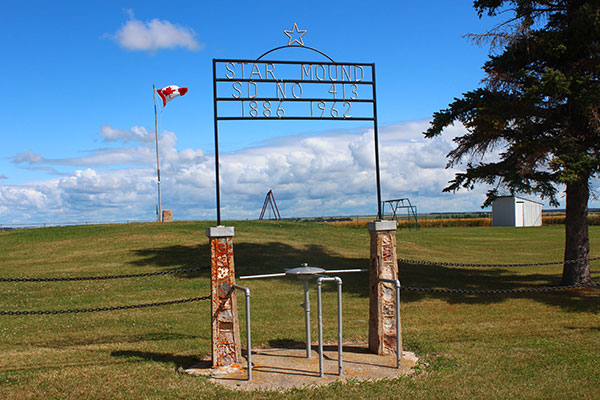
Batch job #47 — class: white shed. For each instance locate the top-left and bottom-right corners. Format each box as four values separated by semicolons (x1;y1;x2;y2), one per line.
492;196;543;227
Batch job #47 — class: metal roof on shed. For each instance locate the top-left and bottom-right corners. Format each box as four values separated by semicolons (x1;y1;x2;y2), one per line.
493;196;544;205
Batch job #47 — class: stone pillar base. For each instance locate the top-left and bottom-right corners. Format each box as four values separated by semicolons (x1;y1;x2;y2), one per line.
368;221;399;355
207;226;242;368
162;210;173;222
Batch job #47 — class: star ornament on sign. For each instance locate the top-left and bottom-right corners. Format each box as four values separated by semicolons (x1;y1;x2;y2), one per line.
284;23;306;46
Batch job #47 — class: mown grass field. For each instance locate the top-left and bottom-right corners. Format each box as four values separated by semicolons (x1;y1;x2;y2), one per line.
1;221;599;399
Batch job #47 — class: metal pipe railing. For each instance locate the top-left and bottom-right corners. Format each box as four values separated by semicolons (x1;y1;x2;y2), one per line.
239;272;287;280
316;276;343;377
233;284;252;381
320;269;368;274
239;264;366;364
303;279;312;358
378;278;402;368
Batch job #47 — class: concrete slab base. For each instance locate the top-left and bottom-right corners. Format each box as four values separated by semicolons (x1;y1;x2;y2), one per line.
181;342;418;391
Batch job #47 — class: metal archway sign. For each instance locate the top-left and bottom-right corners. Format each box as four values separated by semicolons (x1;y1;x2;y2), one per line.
212;24;382;224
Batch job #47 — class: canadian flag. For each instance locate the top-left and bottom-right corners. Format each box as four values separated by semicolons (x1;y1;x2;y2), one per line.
156;85;188;107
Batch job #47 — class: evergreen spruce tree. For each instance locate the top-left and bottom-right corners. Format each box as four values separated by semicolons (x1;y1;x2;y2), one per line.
425;0;599;285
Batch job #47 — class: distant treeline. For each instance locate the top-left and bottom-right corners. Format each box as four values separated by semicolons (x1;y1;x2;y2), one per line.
321;214;600;228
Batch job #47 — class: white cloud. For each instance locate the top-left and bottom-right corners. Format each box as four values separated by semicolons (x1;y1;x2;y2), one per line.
10;126;188;169
11;150;45;164
2;124;210;223
5;119;587;225
1;186;49;209
109;11;203;52
99;125;154;143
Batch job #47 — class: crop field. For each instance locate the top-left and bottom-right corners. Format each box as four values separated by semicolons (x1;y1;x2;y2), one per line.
0;221;599;399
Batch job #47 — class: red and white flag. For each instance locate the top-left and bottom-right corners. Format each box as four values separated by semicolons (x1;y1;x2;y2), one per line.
156;85;188;107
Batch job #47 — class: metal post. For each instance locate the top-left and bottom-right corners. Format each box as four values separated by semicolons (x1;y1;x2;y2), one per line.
234;284;252;381
336;278;343;376
317;278;324;377
303;279;312;358
395;280;401;367
316;276;343;377
378;278;402;368
371;63;382;221
153;83;162;222
212;59;221;226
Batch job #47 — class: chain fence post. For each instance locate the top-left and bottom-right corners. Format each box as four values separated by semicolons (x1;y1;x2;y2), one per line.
206;226;242;369
368;220;400;357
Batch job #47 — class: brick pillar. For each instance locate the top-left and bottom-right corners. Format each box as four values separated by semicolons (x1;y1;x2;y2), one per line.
206;226;242;368
162;209;173;222
368;220;399;355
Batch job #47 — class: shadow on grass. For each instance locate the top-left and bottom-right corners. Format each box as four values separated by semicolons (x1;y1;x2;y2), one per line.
110;350;200;368
398;261;600;313
31;332;200;349
563;325;600;332
128;240;599;313
128;241;370;285
129;244;211;277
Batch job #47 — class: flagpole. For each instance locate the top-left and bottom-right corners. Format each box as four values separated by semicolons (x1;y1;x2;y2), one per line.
153;83;162;222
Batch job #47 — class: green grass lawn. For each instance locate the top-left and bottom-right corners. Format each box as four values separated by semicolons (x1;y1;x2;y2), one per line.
0;221;598;399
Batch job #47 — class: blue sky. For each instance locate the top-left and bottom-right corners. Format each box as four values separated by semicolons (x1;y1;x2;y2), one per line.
1;1;594;224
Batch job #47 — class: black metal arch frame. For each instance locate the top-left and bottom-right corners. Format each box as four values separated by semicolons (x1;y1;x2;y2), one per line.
212;45;382;225
256;45;335;62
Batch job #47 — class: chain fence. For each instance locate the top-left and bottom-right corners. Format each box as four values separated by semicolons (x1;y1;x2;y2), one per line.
398;256;600;268
402;282;600;295
3;256;597;283
0;265;210;283
0;265;212;316
0;295;211;316
2;255;599;316
397;255;599;294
